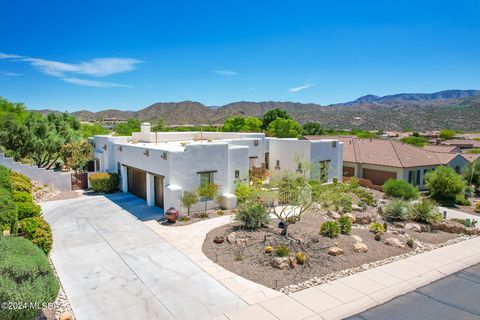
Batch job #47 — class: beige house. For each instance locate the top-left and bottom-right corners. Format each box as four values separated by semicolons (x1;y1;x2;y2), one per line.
305;136;477;190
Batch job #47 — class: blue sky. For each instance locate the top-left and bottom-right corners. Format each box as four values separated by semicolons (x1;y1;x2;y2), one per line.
1;0;479;111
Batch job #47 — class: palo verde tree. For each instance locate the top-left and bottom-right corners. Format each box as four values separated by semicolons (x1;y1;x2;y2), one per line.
180;191;199;216
198;183;219;213
60;140;92;172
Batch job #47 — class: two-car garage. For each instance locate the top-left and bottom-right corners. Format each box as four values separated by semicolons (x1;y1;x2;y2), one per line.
362;168;397;186
125;166;164;209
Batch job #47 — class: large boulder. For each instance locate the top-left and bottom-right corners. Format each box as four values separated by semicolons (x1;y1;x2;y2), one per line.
227;232;247;246
384;238;405;248
327;210;341;220
271;257;290;270
344;213;356;223
354;242;368;253
405;223;422;233
354;212;373;224
328;246;344;256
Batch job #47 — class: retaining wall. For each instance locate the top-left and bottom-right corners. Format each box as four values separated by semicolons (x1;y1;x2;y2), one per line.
0;153;72;191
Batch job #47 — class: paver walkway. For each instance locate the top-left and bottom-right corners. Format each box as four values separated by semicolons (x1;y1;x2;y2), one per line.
347;263;480;320
42;193;247;320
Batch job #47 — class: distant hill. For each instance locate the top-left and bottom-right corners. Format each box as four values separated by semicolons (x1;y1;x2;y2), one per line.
30;89;480;130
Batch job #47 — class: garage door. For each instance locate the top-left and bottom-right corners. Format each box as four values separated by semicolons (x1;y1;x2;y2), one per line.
127;167;146;200
343;166;355;177
362;168;397;186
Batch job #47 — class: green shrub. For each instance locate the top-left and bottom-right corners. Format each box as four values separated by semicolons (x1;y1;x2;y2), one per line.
383;179;419;200
0;237;59;320
338;216;352;234
12;191;34;203
19;217;53;254
410;199;441;224
16;202;41;219
385;199;410;220
0;189;18;233
89;172;119;193
234;201;270;229
275;245;290;257
0;165;12;192
354;188;377;206
320;221;340;238
455;194;471;206
369;222;385;234
476;202;480;213
11;171;32;193
235;183;256;204
425;166;465;204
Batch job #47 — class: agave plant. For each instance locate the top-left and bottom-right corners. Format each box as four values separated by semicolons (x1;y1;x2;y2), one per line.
410;199;441;224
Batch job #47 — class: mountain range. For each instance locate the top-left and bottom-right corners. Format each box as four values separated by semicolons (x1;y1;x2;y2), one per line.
33;89;480;131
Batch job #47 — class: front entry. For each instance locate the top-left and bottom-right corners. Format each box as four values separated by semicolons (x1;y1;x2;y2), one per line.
154;175;164;209
127;167;146;200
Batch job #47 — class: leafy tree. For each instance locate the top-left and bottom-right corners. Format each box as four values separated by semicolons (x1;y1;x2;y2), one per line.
463;160;480;189
439;129;456;140
267;118;302;138
262;108;291;130
425;166;465;204
181;191;199;216
198;183;219;213
400;136;428;147
60;140;91;172
0;97;27;124
114;119;141;136
80;123;109;138
152;118;166;131
223;116;262;132
302;122;325;136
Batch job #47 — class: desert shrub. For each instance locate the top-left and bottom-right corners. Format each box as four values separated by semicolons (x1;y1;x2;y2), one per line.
0;189;18;233
354;188;377;206
234;201;270;229
0;237;59;320
369;222;385;234
338;216;352;234
275;245;290;257
235;183;256;204
89;172;119;193
0;165;12;192
12;190;34;203
320;221;340;238
385;199;410;221
455;194;471;206
11;171;32;193
180;191;198;216
16;202;41;219
410;199;442;224
425;166;465;204
19;217;53;254
383;179;419;200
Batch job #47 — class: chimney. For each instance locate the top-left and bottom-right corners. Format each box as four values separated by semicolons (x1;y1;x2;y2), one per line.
141;122;151;134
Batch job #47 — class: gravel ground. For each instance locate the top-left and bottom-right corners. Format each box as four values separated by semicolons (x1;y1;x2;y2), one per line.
161;208;234;227
202;212;461;290
45;191;81;202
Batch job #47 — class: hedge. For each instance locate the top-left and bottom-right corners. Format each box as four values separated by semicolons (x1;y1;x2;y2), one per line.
383;179;419;200
12;190;34;203
11;171;33;193
19;217;53;254
17;202;41;219
0;237;59;320
0;188;18;233
89;172;119;193
0;165;12;192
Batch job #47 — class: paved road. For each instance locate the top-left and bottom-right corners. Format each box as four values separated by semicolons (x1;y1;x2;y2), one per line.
348;263;480;320
42;193;246;320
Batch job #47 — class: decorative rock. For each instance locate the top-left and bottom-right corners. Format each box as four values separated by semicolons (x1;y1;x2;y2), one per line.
405;223;422;233
393;222;405;228
420;224;431;232
226;232;237;244
344;213;356;223
60;312;74;320
271;257;290;270
352;204;366;212
327;210;341;220
289;256;297;268
354;242;368;253
235;238;248;247
431;220;480;235
385;237;405;248
351;235;363;243
328;246;344;256
226;232;247;246
353;212;373;224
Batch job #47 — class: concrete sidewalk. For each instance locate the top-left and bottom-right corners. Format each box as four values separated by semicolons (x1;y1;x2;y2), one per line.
43;194;247;320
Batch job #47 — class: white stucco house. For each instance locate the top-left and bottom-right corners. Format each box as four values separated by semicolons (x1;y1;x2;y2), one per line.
91;123;343;213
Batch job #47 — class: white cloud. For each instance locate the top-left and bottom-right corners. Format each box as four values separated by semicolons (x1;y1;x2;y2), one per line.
289;83;315;92
0;52;141;87
1;71;22;76
62;77;133;88
212;69;238;76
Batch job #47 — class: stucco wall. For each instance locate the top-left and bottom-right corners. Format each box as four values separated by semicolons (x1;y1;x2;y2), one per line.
0;153;72;191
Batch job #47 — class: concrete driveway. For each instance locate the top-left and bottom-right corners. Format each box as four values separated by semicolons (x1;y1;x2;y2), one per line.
42;193;246;320
348;263;480;320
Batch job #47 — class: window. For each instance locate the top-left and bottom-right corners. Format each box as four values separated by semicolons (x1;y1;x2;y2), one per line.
199;171;215;186
297;162;303;173
254;140;259;147
408;170;421;186
235;170;240;179
95;158;100;172
423;168;432;184
332;141;337;148
275;159;280;170
117;162;122;176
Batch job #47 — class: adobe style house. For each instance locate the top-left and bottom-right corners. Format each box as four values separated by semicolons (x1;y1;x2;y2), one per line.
91;123;343;213
305;136;476;190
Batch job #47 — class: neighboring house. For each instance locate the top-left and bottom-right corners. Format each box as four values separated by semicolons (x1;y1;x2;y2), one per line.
305;136;475;190
423;145;461;154
91;123;343;212
441;139;480;150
